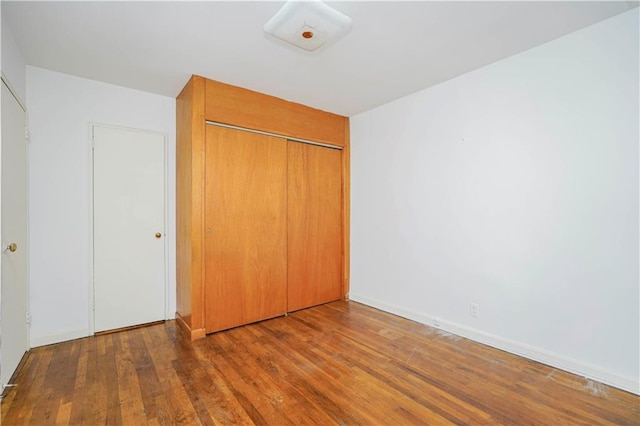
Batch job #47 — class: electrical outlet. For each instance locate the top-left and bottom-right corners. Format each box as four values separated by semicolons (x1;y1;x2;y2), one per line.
470;303;480;319
434;318;441;328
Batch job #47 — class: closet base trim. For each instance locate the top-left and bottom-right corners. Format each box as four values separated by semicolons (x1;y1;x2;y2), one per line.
175;312;206;340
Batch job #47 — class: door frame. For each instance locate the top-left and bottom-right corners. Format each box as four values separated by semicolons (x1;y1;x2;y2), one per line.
87;122;169;334
1;72;30;389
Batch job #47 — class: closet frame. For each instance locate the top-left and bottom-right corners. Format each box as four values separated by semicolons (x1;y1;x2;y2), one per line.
176;75;350;339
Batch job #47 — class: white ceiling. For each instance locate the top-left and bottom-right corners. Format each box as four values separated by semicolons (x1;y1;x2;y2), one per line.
2;1;637;117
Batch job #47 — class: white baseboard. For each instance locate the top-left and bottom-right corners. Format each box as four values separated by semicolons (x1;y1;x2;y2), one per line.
30;329;90;348
349;294;639;396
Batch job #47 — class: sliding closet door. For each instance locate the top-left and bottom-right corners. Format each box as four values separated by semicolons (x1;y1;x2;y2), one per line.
287;142;343;311
205;125;287;333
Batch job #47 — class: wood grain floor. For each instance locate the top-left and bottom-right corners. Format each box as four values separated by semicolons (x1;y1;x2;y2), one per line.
2;301;638;425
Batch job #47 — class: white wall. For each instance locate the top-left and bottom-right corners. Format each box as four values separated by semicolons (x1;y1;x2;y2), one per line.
27;66;176;346
350;10;639;394
1;13;26;105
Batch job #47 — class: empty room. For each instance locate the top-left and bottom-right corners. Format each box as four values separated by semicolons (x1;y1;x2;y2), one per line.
0;1;638;424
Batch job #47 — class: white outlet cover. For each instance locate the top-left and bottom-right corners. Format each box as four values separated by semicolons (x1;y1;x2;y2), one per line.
470;303;480;318
264;0;352;52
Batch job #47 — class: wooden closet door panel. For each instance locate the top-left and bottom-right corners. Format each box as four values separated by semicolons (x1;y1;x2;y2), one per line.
205;126;287;333
287;142;343;311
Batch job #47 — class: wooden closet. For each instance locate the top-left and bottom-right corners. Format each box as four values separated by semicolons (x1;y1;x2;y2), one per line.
176;75;350;338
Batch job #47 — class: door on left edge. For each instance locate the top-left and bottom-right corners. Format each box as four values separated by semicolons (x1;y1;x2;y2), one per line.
1;80;29;389
92;125;166;333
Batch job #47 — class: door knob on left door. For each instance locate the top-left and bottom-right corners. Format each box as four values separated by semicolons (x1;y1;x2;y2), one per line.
155;233;162;239
4;243;17;253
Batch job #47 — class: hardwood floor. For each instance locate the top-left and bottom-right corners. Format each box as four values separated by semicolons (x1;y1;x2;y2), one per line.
2;301;638;425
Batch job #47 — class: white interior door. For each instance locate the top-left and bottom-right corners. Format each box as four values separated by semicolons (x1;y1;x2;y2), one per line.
93;125;166;333
1;80;29;388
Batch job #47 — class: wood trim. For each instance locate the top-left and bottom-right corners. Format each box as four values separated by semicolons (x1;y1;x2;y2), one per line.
175;311;206;340
206;121;343;150
204;78;346;147
176;75;206;337
342;118;350;299
191;76;206;334
175;311;189;335
176;77;194;329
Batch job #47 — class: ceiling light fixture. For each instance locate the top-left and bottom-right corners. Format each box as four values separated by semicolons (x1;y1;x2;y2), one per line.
264;0;352;52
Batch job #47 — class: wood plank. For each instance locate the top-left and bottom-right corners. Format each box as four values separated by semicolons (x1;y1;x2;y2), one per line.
287;142;343;311
1;346;54;425
67;338;90;425
204;125;288;333
114;331;147;425
205;78;347;147
171;331;254;424
3;302;638;425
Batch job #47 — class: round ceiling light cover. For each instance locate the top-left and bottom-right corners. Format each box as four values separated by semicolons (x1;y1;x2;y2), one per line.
264;0;352;52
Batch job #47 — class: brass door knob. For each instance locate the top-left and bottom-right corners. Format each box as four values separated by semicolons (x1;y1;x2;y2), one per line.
4;243;17;253
155;233;162;239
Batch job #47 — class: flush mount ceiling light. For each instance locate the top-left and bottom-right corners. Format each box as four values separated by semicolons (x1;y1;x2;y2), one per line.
264;0;352;52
